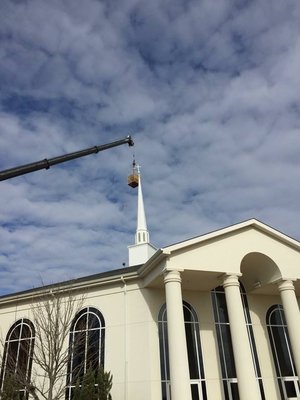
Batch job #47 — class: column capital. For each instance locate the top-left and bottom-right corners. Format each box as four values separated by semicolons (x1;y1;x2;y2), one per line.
278;279;295;292
222;273;241;289
164;269;182;284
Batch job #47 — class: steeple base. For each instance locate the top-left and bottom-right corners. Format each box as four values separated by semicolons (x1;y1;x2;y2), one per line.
128;243;157;267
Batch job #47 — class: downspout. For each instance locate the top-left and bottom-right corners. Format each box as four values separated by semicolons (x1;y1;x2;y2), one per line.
121;276;128;400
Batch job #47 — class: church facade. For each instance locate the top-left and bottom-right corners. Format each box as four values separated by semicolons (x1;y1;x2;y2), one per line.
0;173;300;400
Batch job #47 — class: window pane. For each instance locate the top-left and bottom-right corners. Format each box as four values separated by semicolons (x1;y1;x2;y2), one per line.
259;380;266;400
215;326;227;378
220;324;236;379
10;324;21;340
71;332;85;383
161;383;167;400
191;384;200;400
248;327;261;377
285;381;297;397
270;308;285;326
230;382;240;400
215;293;229;323
7;341;18;372
222;381;229;399
185;323;199;379
201;381;207;400
20;325;31;339
74;314;87;331
17;339;31;375
87;330;100;370
184;305;192;321
88;314;100;330
159;322;169;381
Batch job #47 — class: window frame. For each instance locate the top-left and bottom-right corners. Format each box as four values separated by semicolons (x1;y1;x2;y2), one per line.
266;304;300;399
0;318;35;400
65;306;105;400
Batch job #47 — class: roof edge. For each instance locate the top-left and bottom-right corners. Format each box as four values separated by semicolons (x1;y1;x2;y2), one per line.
0;265;140;305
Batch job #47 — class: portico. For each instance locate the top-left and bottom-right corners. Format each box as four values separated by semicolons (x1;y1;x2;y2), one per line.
141;219;300;400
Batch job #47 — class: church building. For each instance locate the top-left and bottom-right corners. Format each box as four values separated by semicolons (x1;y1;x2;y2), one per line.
0;167;300;400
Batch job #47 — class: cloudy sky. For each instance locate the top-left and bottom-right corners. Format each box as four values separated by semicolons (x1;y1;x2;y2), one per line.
0;0;299;295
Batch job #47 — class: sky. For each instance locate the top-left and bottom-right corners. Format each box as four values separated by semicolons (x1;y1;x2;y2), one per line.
0;0;300;295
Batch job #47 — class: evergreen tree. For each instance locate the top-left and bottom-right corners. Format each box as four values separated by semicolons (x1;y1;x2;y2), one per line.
95;368;113;400
0;373;22;400
80;369;97;399
72;380;82;400
72;367;113;400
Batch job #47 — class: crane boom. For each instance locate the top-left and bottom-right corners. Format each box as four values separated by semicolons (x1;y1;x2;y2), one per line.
0;135;134;181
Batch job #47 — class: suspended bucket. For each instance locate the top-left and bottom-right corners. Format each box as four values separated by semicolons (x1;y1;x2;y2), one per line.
128;173;139;188
128;160;139;188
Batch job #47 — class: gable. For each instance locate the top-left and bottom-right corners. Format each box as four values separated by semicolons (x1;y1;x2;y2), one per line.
163;223;300;279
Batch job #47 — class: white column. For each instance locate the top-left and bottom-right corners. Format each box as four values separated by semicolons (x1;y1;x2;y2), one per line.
223;274;261;400
278;279;300;381
164;270;192;400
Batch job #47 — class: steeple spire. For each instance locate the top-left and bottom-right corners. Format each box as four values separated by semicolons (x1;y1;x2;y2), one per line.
135;165;150;245
127;162;156;266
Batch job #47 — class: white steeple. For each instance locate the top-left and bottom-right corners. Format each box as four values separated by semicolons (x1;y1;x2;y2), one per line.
135;165;150;245
128;163;156;266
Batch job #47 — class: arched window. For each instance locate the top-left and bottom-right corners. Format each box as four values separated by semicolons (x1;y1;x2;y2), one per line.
211;284;265;400
65;307;105;400
0;318;35;399
158;301;207;400
267;305;300;399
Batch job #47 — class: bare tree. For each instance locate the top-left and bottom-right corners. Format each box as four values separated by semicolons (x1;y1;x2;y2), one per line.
31;289;86;400
0;287;85;400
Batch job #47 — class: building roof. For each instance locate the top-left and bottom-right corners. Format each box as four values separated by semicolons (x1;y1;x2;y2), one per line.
0;265;140;304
